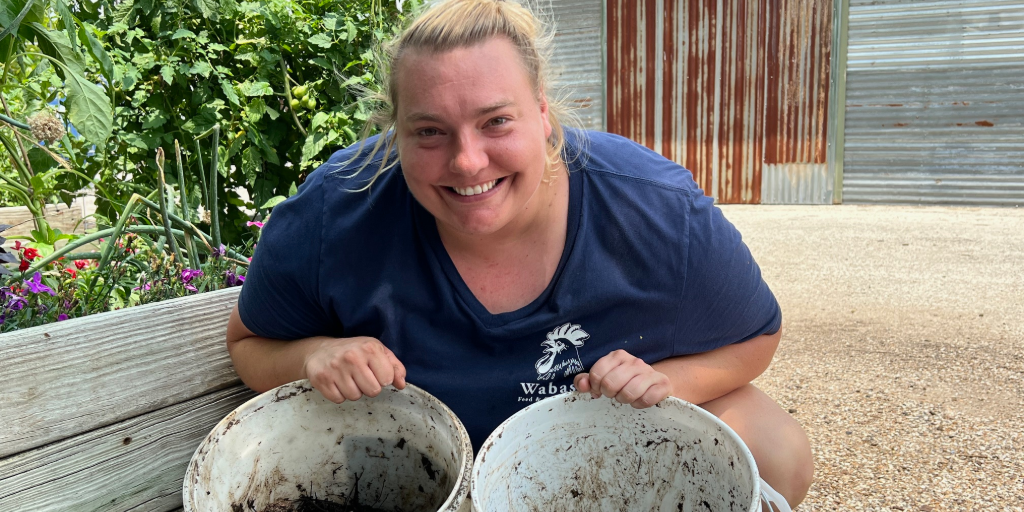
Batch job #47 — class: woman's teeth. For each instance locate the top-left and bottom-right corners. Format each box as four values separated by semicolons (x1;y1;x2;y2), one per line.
452;179;498;196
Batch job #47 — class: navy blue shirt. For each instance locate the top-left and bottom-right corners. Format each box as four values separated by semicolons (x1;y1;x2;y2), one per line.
238;130;781;450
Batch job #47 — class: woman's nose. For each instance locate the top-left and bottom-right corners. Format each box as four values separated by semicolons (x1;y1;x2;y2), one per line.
450;133;488;176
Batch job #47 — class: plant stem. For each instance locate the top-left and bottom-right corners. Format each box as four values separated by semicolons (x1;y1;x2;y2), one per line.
209;124;221;249
280;57;307;136
155;147;184;263
193;139;210;211
176;140;200;269
0;113;29;130
29;225;210;274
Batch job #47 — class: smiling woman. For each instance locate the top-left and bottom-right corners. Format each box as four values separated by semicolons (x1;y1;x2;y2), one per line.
226;0;812;508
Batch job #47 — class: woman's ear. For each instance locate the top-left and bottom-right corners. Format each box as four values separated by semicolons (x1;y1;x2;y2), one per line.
538;91;553;139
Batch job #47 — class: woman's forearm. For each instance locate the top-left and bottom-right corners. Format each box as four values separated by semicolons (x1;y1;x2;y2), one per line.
651;329;782;405
226;334;328;392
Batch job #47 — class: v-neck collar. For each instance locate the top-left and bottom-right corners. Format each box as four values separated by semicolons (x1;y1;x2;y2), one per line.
412;154;585;330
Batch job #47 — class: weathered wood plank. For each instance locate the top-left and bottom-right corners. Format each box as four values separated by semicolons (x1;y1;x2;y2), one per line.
0;385;257;512
0;287;242;457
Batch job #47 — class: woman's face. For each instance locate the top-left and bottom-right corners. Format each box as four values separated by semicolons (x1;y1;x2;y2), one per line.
394;37;553;238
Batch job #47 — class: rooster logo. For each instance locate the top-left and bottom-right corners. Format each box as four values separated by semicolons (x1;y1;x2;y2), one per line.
535;323;589;381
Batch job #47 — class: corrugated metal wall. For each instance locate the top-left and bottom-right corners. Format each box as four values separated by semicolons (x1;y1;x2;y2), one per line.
605;0;832;204
546;0;606;130
842;0;1024;206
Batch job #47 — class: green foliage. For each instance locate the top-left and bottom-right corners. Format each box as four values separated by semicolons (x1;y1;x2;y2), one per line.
86;0;412;245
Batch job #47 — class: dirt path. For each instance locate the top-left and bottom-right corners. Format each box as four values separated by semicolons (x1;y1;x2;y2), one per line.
721;205;1024;511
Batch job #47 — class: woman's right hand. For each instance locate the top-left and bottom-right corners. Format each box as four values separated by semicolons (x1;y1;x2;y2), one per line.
302;336;407;403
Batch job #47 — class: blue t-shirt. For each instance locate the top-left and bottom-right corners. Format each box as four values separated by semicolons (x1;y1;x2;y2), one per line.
238;130;781;450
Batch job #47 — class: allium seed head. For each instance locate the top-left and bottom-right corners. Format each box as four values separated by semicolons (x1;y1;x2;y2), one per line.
27;112;66;144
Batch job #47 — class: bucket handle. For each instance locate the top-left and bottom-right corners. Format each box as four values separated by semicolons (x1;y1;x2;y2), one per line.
759;478;792;512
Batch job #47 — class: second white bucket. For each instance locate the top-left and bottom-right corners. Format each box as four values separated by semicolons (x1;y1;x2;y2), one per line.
471;393;761;512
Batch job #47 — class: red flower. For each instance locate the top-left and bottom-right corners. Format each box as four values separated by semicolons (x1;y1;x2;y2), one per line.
13;241;22;250
23;248;40;261
65;268;77;278
19;259;29;271
74;260;87;270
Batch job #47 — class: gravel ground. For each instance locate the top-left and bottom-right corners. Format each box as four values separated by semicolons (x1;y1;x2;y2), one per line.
720;205;1024;512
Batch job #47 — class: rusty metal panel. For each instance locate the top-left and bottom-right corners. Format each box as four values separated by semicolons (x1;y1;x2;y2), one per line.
607;0;833;204
842;0;1024;206
546;0;606;130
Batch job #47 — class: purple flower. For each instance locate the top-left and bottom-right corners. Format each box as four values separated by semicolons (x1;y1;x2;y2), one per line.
181;268;204;284
246;221;264;228
57;314;68;321
38;304;49;314
184;284;197;292
132;282;152;291
224;270;245;287
24;272;56;296
8;296;26;311
0;314;5;325
212;244;227;258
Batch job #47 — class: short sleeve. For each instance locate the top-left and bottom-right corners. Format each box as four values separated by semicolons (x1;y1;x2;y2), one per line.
237;168;339;340
673;192;781;355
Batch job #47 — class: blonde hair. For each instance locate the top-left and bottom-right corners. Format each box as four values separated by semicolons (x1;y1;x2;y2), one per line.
345;0;576;188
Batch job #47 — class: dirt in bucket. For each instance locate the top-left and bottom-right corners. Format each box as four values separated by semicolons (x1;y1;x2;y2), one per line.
234;472;425;512
239;494;407;512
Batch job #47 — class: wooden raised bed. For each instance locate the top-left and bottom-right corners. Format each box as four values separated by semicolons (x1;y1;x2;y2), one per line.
0;287;255;511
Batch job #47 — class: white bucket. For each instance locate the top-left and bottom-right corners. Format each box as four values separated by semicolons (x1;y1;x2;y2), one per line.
470;393;764;512
184;381;473;512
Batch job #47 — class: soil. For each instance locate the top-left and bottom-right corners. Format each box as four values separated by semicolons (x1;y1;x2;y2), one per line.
254;495;403;512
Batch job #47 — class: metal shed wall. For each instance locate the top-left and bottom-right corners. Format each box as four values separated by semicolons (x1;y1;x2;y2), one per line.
842;0;1024;206
546;0;606;130
605;0;833;204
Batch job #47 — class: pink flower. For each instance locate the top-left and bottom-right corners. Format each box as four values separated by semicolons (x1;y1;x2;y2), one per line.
246;221;264;228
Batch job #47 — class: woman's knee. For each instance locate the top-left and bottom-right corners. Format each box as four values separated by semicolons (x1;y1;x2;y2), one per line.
701;384;813;506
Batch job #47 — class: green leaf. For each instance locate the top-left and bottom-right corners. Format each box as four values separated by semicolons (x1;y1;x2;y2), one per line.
0;0;45;37
188;61;214;77
246;97;267;122
194;0;219;21
288;181;297;196
64;66;114;145
29;23;86;77
265;106;279;120
238;80;273;96
346;19;357;43
310;112;330;131
79;23;114;81
307;33;333;48
110;0;135;25
160;64;174;85
301;131;328;164
53;0;79;51
30;175;46;193
220;80;240;105
259;195;286;209
121;133;148;150
141;110;169;129
242;146;261;186
171;28;196;39
27;147;56;174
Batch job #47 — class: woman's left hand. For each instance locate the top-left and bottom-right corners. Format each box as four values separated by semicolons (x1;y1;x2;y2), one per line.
573;349;673;408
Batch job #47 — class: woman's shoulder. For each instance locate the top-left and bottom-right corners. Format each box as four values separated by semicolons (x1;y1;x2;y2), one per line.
568;130;703;196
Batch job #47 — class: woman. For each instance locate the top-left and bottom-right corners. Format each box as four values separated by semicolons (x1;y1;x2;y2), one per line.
226;0;813;506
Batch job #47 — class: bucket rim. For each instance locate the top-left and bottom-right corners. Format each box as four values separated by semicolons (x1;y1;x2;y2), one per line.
182;379;474;512
469;391;761;512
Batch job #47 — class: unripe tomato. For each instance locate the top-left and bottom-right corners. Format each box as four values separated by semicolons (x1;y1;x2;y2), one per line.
290;98;301;110
291;85;308;98
304;97;316;109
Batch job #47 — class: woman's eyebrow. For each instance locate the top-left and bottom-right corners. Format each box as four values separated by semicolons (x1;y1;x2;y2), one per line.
404;100;516;124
